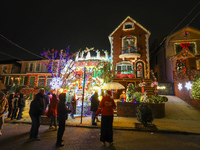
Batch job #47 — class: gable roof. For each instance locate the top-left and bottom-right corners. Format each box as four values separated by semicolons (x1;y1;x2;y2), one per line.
173;48;195;60
109;16;151;37
167;26;200;39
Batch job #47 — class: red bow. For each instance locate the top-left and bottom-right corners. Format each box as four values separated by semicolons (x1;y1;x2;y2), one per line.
180;43;190;50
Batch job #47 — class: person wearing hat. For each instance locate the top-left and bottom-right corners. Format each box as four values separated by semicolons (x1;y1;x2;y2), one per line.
95;90;116;146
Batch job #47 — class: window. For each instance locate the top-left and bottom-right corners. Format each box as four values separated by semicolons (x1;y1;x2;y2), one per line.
36;63;41;72
20;76;27;85
46;76;53;87
127;65;132;71
123;22;134;30
38;76;45;87
175;42;196;55
29;63;34;72
5;76;11;85
122;35;137;53
2;66;8;74
29;77;35;87
117;66;121;71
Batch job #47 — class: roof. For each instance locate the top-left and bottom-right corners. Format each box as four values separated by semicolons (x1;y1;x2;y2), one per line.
108;16;151;37
167;26;200;39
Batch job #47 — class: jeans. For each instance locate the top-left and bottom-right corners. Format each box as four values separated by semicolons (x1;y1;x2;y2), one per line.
57;120;65;143
30;115;41;138
67;103;74;119
11;108;18;119
91;111;96;124
17;107;24;119
50;116;57;127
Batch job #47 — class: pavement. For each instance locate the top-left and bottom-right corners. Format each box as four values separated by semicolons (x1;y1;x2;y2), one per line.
5;95;200;135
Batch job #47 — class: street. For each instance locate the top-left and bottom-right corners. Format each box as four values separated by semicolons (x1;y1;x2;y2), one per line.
0;123;200;150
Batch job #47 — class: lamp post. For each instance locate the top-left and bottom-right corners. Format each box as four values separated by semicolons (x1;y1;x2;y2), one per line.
80;67;86;124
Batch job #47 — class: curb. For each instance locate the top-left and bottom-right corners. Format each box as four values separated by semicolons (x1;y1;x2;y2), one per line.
5;120;200;135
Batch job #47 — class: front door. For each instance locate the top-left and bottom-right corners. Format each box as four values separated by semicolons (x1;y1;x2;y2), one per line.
136;62;144;78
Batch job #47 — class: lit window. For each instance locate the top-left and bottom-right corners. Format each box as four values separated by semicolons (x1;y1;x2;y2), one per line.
123;22;134;30
36;63;41;72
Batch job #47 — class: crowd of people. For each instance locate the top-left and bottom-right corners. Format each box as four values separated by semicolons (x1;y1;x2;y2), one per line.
0;88;116;147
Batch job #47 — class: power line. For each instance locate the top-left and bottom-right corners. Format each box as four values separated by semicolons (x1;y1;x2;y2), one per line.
0;34;44;59
186;10;200;26
0;51;23;61
150;1;200;57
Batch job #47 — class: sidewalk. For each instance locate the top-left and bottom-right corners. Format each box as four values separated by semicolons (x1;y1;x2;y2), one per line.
5;96;200;134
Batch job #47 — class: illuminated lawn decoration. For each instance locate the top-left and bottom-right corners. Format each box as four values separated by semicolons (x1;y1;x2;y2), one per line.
185;81;192;90
178;83;183;90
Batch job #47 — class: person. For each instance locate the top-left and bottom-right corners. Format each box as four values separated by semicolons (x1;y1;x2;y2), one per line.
70;92;76;119
90;91;99;125
56;93;71;147
43;92;50;110
11;94;19;120
7;93;14;118
66;91;71;109
48;94;58;130
0;91;8;136
28;88;45;141
17;93;25;120
96;90;116;146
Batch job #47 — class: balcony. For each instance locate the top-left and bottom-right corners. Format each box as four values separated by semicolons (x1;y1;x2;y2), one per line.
119;47;141;60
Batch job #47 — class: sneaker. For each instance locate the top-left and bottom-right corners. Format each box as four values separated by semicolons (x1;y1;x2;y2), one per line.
101;142;105;146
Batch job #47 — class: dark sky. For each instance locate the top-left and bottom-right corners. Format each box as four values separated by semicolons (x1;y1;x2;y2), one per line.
1;0;200;61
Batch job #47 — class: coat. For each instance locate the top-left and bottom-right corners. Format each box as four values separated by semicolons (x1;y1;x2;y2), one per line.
18;94;25;108
96;96;116;116
29;93;45;116
48;96;58;117
57;101;71;121
90;94;99;112
0;97;8;118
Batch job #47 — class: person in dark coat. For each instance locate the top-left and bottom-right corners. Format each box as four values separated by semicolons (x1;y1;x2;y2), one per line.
11;94;19;120
56;93;71;147
28;88;45;141
90;91;99;125
17;93;25;120
43;92;50;110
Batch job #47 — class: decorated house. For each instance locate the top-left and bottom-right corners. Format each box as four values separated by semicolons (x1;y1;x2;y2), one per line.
150;26;200;109
108;16;155;97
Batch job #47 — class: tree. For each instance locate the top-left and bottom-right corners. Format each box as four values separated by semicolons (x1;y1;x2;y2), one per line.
40;47;76;90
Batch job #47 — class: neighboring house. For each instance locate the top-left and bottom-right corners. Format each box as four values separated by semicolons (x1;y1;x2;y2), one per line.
0;59;21;91
108;16;155;97
150;26;200;109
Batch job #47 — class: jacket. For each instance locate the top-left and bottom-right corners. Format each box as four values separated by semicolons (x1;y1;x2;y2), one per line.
90;93;99;112
48;96;58;116
18;94;25;108
29;93;45;116
0;97;8;118
57;101;71;121
96;96;116;116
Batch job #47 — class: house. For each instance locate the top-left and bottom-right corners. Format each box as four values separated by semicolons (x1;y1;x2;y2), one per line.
108;16;155;97
150;26;200;109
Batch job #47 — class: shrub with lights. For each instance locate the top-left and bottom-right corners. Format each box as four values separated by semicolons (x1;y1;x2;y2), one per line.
191;74;200;99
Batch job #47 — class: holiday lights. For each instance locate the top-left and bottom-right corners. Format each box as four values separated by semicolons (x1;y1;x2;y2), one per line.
185;81;192;90
178;83;183;90
50;77;63;90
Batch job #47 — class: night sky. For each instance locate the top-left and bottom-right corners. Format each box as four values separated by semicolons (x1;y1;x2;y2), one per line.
1;0;200;61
